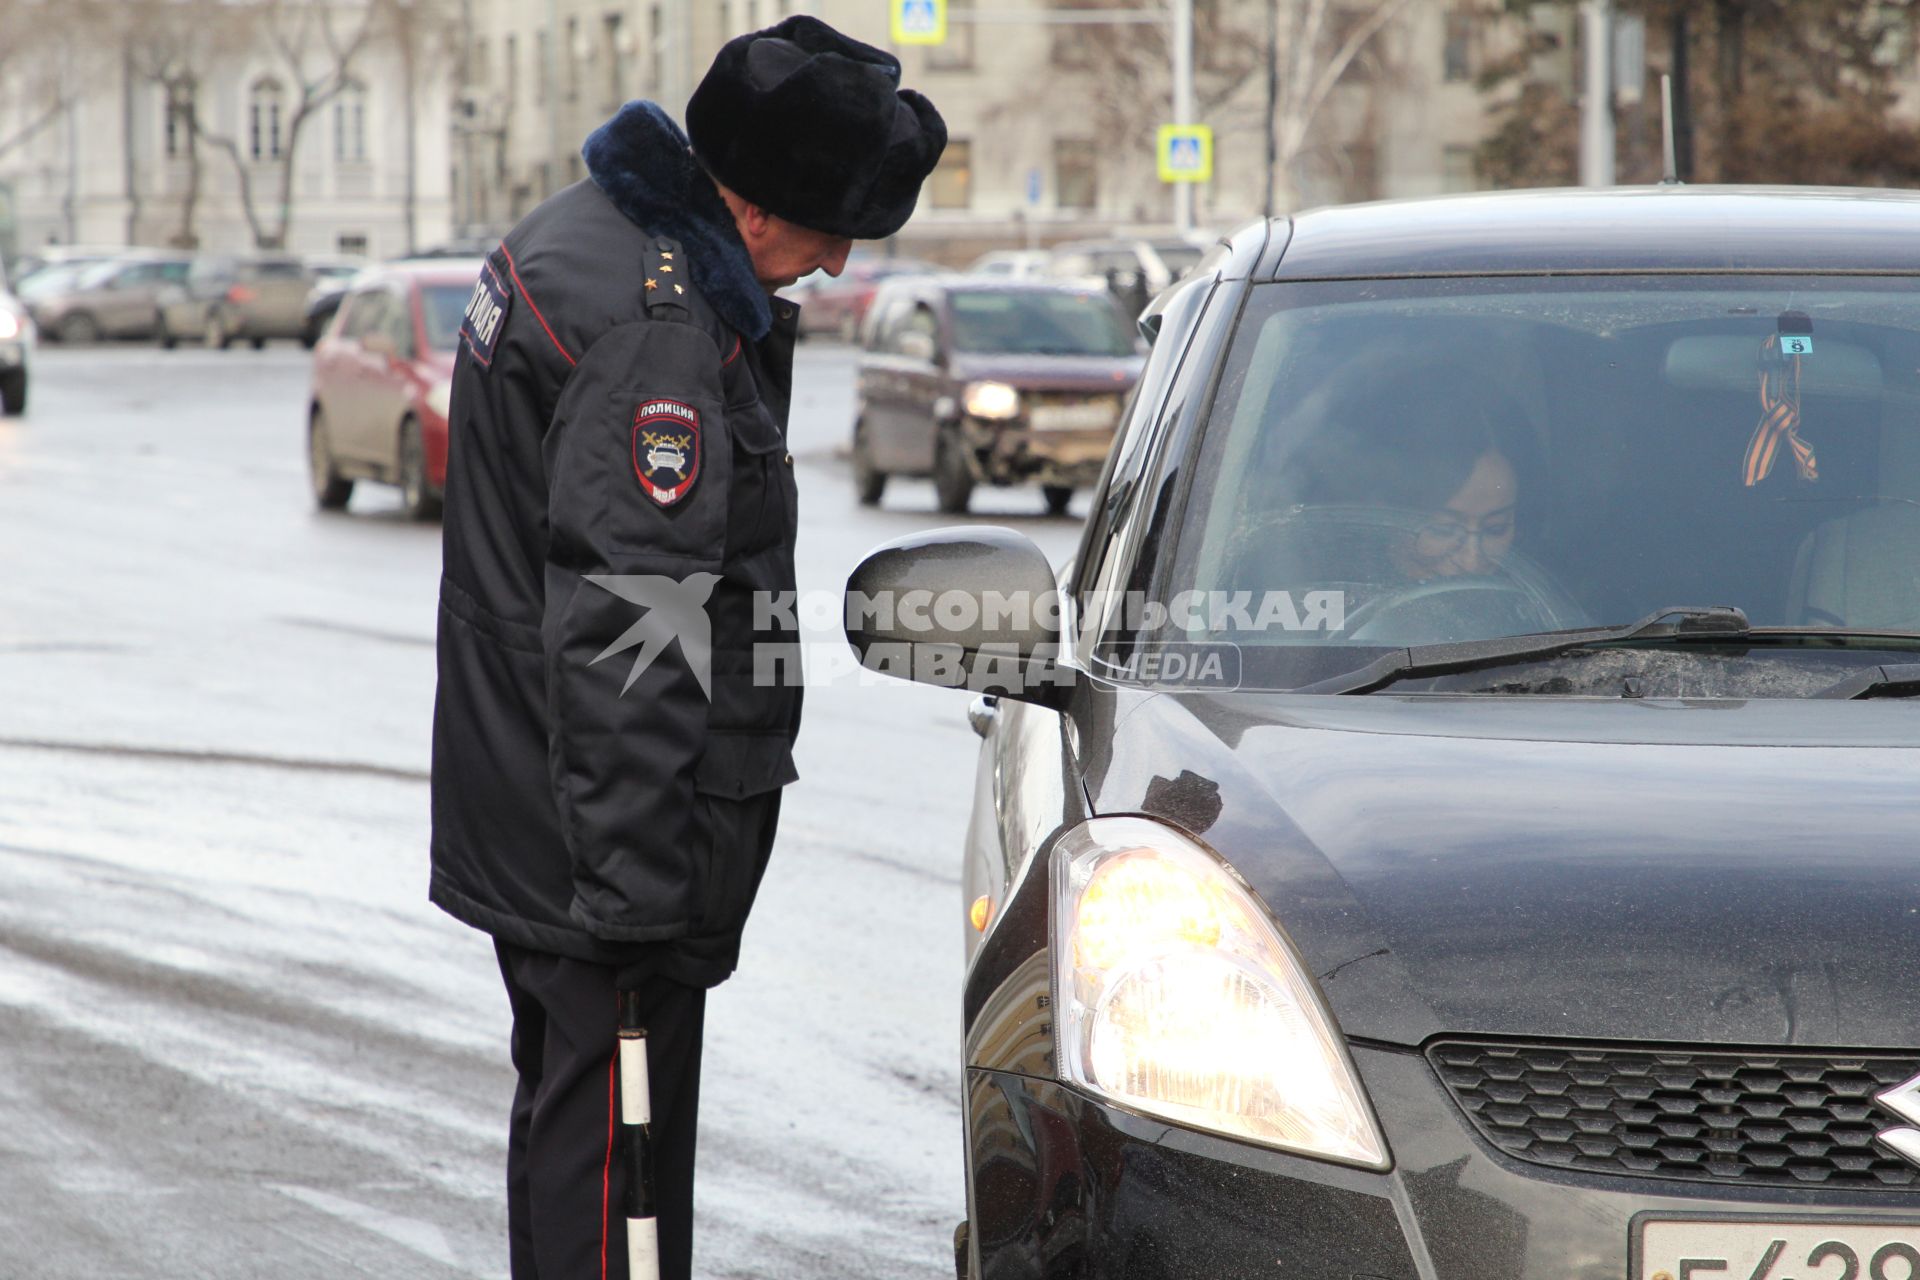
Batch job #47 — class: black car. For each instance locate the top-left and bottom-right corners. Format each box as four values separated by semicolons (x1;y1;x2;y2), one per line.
846;188;1920;1280
854;277;1144;516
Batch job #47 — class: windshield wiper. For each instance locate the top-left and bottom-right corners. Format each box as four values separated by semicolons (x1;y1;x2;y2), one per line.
1312;605;1751;695
1813;663;1920;699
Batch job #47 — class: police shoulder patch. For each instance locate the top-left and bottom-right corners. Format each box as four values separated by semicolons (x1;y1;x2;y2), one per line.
458;260;513;367
632;399;702;507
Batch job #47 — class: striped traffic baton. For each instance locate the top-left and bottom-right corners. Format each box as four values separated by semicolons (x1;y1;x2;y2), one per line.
618;991;661;1280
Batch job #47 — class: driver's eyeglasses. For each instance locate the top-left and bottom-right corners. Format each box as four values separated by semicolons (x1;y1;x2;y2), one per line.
1413;508;1516;556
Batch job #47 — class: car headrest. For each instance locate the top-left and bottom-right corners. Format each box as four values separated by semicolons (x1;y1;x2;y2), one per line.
1788;502;1920;629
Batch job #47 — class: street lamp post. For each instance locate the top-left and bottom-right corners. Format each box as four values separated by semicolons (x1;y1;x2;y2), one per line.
1579;0;1615;187
1170;0;1195;233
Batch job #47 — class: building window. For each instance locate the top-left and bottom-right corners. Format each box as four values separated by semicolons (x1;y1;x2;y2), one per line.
535;29;550;104
504;34;518;104
1442;143;1478;193
648;5;665;94
473;37;490;88
928;138;971;209
930;0;974;69
604;13;625;106
249;78;284;161
163;84;195;159
1443;9;1475;82
564;17;579;101
1054;137;1097;209
334;81;367;163
338;232;369;256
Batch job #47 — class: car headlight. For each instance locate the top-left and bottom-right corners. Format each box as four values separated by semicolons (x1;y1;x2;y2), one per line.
426;380;452;421
0;310;18;341
1051;816;1389;1168
962;380;1021;420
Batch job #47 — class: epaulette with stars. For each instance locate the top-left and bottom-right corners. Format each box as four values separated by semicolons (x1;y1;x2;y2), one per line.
641;237;691;322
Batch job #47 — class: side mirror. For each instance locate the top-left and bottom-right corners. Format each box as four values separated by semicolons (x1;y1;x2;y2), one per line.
844;526;1071;708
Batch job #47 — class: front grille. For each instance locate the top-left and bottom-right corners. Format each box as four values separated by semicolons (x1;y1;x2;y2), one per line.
1429;1040;1920;1189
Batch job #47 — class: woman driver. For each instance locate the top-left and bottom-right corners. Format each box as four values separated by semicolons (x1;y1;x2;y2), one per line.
1288;363;1536;584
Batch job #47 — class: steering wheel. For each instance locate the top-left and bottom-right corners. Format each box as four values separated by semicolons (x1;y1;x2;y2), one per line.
1343;573;1577;645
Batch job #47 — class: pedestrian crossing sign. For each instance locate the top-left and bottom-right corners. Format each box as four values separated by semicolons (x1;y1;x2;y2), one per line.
892;0;947;45
1157;125;1214;184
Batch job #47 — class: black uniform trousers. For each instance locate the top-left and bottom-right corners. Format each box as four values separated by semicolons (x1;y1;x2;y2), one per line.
495;942;706;1280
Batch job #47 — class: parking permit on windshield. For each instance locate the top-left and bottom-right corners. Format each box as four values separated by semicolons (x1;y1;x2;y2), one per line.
1780;334;1814;356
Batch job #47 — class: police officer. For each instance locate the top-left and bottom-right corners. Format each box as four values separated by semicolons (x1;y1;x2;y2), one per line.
428;18;945;1280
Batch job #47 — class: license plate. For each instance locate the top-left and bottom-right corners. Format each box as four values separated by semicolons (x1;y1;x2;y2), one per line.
1635;1214;1920;1280
1028;399;1118;432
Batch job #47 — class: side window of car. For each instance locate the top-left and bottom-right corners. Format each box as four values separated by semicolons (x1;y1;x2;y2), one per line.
340;290;387;341
386;292;416;359
863;292;903;351
1073;274;1221;647
892;303;939;360
159;261;190;283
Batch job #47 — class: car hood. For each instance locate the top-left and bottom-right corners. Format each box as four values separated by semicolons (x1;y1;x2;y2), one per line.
949;352;1143;393
1083;689;1920;1048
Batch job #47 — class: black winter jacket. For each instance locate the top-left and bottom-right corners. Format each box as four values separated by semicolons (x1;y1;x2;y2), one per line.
430;102;802;983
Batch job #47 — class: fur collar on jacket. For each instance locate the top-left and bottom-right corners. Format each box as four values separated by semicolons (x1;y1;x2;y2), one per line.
582;101;771;342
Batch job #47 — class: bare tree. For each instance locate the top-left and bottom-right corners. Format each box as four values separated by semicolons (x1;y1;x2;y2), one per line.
1479;0;1920;188
190;0;381;249
371;0;453;256
1037;0;1415;221
0;0;115;168
1267;0;1418;209
112;0;261;247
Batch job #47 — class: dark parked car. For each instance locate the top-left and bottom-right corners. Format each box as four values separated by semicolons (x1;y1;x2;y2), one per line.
847;188;1920;1280
308;260;480;519
853;277;1143;515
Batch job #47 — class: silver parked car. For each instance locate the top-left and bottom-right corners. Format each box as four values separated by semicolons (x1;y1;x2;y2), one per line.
156;254;318;350
27;254;191;343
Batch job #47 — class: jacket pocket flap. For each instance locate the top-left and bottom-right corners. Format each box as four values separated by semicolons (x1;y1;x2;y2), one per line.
694;731;798;798
728;400;789;456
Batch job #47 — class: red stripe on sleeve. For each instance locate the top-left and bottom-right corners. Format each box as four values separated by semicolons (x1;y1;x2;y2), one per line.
501;242;578;368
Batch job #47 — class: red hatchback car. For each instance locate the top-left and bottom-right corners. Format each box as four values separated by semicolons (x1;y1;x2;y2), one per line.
307;260;482;519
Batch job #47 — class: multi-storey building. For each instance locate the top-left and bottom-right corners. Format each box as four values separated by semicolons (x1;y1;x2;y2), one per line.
454;0;1529;261
0;1;452;263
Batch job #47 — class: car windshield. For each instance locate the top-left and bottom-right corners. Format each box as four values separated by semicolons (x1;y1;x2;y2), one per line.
76;260;130;289
1144;274;1920;692
16;265;81;299
950;289;1133;357
420;283;471;352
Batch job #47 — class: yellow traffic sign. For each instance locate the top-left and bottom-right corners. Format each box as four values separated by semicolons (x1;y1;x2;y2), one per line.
1157;124;1213;184
892;0;947;46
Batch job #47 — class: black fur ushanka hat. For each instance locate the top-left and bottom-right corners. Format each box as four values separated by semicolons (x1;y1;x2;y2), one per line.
686;16;948;241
